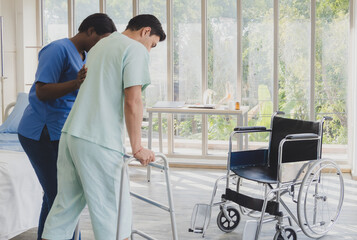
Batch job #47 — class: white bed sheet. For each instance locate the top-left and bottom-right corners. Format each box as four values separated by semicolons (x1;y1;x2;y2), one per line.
0;133;24;152
0;149;42;240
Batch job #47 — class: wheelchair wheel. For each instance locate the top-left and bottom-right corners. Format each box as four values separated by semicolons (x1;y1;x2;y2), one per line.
297;159;344;238
273;227;297;240
216;206;240;233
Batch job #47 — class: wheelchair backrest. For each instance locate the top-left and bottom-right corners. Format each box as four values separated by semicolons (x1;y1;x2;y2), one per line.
268;116;321;168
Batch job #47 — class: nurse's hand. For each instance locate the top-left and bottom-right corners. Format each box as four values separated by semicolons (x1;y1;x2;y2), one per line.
134;147;155;166
75;65;87;88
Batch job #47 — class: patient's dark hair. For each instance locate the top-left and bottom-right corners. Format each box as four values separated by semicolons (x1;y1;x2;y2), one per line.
78;13;117;35
125;14;166;41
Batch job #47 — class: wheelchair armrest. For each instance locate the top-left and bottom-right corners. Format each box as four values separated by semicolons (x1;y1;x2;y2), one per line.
234;126;268;132
285;133;319;140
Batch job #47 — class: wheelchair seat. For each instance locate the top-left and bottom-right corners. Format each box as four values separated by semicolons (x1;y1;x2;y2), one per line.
230;116;320;184
231;166;278;184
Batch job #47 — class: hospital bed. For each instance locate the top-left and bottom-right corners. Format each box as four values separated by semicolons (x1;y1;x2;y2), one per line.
0;93;42;240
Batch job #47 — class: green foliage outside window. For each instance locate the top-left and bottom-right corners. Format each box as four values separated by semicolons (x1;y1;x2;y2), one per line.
146;0;349;145
43;0;350;146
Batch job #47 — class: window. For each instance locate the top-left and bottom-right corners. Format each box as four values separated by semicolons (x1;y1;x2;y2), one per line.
242;0;274;142
207;0;237;154
43;0;68;44
207;0;237;102
139;0;168;152
106;0;133;31
75;0;100;32
173;0;202;103
40;0;351;165
172;0;203;155
315;0;349;158
139;0;168;108
279;0;311;120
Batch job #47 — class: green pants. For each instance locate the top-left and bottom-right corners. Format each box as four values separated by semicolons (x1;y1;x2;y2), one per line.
42;133;132;240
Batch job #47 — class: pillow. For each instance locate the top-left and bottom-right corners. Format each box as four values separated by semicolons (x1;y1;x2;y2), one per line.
0;92;29;133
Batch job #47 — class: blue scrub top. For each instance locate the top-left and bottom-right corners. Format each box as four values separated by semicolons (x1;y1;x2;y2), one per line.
18;38;86;141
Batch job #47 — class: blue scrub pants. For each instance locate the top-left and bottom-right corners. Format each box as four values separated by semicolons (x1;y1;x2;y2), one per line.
18;126;79;240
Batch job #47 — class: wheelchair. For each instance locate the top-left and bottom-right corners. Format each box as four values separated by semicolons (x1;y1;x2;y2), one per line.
190;112;344;240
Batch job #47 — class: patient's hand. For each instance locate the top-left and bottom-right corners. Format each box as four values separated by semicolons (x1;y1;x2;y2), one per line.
134;148;155;166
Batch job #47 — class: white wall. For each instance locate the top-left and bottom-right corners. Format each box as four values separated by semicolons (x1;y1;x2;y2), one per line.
17;0;38;92
0;0;17;122
350;0;357;180
0;0;38;122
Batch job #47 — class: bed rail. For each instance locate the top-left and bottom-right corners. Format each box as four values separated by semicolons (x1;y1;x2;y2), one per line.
4;102;15;121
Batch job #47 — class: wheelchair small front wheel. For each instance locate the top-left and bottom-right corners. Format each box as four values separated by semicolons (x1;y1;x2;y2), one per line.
216;206;240;233
273;227;297;240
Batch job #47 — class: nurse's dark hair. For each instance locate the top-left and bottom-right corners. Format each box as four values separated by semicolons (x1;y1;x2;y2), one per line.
78;13;117;35
125;14;166;41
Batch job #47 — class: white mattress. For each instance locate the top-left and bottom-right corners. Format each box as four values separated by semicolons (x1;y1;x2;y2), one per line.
0;149;42;240
0;133;24;152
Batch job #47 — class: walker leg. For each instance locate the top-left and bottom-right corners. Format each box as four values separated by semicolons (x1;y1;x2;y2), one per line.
74;221;80;240
118;154;178;240
147;165;151;182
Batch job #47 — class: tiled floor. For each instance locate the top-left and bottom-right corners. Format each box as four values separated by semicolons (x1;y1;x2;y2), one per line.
11;167;357;240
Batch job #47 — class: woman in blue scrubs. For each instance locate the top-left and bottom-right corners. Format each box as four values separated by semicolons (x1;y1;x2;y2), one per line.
17;13;116;240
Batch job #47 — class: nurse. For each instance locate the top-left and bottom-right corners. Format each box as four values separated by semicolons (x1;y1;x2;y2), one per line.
41;14;166;240
17;13;117;240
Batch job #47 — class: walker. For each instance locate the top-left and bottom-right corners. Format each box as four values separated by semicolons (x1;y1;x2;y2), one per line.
74;153;178;240
117;153;178;240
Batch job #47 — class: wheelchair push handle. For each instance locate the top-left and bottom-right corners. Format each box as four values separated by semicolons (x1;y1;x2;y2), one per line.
285;133;319;140
323;116;333;121
234;126;267;132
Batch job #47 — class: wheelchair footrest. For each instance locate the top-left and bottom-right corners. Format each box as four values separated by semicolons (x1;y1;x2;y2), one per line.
242;220;258;240
189;203;211;234
222;188;282;216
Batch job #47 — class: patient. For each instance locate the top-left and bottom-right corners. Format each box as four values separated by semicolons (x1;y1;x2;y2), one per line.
17;13;116;240
41;14;165;240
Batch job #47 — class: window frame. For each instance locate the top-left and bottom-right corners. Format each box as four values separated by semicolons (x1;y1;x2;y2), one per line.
38;0;354;171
